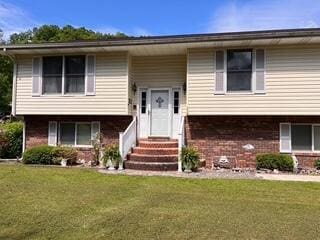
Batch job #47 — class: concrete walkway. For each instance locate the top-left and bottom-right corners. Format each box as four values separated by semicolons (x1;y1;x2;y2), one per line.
257;173;320;182
99;168;320;182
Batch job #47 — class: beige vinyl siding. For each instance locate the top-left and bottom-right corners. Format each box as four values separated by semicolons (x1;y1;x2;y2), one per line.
187;46;320;115
132;55;187;115
15;52;129;115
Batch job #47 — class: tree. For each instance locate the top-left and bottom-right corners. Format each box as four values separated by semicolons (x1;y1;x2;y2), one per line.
0;25;129;114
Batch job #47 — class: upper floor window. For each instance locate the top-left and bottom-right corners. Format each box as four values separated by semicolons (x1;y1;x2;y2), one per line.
42;55;85;95
42;56;63;94
227;50;252;92
65;56;85;94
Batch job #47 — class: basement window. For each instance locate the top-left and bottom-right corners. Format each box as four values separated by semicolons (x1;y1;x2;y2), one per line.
59;122;91;146
289;124;320;152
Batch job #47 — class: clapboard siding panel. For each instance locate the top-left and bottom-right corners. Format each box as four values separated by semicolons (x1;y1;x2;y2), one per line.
15;52;129;115
132;55;187;115
187;46;320;115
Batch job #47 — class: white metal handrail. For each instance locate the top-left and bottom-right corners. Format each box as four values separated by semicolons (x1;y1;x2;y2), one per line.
178;116;185;172
119;116;137;169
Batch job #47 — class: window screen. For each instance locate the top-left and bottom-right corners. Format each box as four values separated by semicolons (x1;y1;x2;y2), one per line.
65;56;85;94
291;125;312;151
60;123;75;145
76;123;91;145
227;50;252;92
42;56;63;94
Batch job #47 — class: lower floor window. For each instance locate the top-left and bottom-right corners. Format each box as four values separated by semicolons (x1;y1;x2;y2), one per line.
60;122;92;146
291;124;320;151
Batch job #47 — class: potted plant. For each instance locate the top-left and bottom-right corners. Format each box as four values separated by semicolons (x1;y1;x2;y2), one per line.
90;132;104;167
103;144;121;170
181;146;200;173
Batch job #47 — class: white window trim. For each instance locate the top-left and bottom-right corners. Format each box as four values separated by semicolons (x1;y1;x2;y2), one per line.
59;121;94;148
216;48;265;96
280;123;320;153
40;55;87;97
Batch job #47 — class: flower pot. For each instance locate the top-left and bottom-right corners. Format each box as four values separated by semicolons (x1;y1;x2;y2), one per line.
107;159;115;170
61;159;67;167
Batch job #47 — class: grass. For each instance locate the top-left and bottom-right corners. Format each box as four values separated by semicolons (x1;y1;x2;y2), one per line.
0;165;320;240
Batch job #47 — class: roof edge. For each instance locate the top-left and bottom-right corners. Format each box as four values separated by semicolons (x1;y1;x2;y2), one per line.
2;28;320;51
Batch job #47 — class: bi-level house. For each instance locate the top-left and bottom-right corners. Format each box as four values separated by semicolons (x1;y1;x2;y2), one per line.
2;28;320;171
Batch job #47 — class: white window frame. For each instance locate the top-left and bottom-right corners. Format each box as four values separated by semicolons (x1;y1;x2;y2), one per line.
280;123;320;153
58;122;93;148
41;55;87;97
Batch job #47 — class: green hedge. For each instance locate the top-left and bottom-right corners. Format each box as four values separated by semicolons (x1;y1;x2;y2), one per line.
22;145;78;165
0;121;23;159
256;153;294;172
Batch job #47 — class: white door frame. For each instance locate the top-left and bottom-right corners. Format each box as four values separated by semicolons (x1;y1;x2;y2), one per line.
137;86;182;139
148;88;172;137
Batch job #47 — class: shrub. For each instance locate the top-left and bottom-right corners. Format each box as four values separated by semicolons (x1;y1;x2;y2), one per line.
181;146;200;172
103;144;121;167
0;121;23;158
256;153;294;172
22;145;54;164
22;145;78;165
315;160;320;170
52;146;78;165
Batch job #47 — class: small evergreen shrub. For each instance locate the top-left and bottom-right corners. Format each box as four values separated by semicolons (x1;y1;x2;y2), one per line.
0;121;23;158
103;144;121;167
52;146;78;165
256;153;294;172
22;145;54;164
22;145;78;165
181;146;200;172
315;160;320;170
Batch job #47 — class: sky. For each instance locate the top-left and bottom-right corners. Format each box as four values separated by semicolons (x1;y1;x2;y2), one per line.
1;0;320;39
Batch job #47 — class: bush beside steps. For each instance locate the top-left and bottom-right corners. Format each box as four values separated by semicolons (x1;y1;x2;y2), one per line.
256;153;294;172
22;145;77;165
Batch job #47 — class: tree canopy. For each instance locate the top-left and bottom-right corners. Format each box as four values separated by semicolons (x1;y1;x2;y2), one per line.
0;25;128;114
9;25;128;44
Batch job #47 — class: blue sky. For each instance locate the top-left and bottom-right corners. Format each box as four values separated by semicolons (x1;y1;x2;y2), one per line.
1;0;320;38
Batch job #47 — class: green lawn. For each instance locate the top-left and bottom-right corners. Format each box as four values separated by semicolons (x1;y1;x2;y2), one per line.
0;165;320;240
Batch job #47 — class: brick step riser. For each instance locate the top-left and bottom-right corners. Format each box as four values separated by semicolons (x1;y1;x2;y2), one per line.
132;148;178;155
124;162;178;171
127;155;178;163
138;142;178;148
139;138;177;142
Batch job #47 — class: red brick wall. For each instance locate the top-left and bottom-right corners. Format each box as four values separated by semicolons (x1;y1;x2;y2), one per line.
24;115;132;161
185;116;320;169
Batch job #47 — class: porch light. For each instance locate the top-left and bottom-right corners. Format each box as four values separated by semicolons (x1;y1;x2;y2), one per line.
132;82;137;95
183;82;187;94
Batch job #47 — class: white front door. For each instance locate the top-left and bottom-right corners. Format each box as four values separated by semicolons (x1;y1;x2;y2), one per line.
150;90;170;136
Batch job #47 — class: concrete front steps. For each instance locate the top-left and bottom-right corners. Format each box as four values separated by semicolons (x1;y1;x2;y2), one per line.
124;138;178;171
